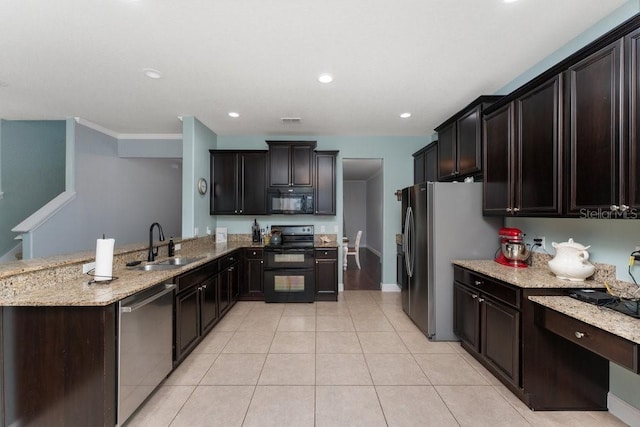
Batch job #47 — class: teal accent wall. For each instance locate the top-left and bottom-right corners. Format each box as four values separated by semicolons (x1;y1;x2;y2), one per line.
0;120;65;257
182;117;217;238
216;135;427;285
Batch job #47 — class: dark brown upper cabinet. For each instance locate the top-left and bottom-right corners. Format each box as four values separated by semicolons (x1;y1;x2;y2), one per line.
483;75;563;216
413;141;438;184
435;96;502;182
209;150;268;215
627;27;640;212
566;39;623;216
266;141;316;188
314;151;338;215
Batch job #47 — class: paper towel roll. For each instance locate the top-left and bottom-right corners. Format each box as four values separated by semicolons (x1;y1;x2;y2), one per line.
95;238;115;281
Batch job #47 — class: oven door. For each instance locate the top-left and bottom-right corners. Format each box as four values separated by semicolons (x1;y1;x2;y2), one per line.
264;268;315;303
264;248;315;269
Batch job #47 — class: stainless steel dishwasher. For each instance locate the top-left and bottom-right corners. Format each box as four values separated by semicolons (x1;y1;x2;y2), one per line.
118;282;175;426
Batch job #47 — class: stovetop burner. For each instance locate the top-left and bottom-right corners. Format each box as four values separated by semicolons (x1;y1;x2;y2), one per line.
265;225;315;249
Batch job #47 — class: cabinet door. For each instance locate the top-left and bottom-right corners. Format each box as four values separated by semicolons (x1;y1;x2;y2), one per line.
453;283;480;352
515;75;563;215
567;39;623;215
424;143;439;182
230;263;240;302
481;297;520;385
175;286;200;362
483;103;513;214
210;152;238;214
413;152;426;184
457;106;482;176
315;250;338;301
437;123;457;181
218;269;231;316
314;151;337;215
268;144;291;186
291;145;314;186
627;29;640;210
242;250;264;300
200;276;218;335
240;152;268;214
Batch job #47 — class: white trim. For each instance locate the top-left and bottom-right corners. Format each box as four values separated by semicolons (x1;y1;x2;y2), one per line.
608;392;640;427
12;191;76;233
118;133;182;140
74;117;181;141
338;282;344;292
73;117;119;138
0;242;22;263
381;283;401;292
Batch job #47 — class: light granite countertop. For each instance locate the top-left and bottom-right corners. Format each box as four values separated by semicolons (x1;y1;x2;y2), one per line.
529;296;640;344
1;242;247;307
452;259;608;290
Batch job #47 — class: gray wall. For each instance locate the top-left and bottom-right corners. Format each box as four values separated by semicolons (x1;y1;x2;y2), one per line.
0;120;65;258
29;123;182;258
343;181;367;247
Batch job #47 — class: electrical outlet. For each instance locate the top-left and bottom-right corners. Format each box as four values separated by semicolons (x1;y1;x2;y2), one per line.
534;236;546;251
175;243;181;251
82;262;96;274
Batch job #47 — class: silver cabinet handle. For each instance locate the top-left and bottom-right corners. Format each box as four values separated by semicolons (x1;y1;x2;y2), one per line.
506;208;513;213
620;204;629;212
260;260;263;264
513;207;520;213
203;284;207;290
471;294;478;299
575;331;585;339
474;280;483;286
610;205;619;212
478;298;485;303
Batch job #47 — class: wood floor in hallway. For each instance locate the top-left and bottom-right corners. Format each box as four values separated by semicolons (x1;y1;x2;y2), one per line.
343;248;381;290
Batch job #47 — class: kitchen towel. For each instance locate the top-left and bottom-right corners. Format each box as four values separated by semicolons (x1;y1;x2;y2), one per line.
94;237;115;281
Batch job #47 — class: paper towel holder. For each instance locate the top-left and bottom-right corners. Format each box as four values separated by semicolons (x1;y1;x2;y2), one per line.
86;269;118;285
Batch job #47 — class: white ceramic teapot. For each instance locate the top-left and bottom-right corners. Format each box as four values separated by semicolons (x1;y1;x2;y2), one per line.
547;238;596;281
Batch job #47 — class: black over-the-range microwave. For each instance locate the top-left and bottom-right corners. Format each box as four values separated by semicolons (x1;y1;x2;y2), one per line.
268;190;314;214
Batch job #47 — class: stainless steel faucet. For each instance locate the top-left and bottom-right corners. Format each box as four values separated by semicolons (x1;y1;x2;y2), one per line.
148;222;165;262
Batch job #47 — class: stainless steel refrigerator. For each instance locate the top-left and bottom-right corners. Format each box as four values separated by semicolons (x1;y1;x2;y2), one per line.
401;182;502;341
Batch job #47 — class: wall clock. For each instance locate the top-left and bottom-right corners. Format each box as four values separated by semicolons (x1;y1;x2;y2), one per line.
197;177;207;195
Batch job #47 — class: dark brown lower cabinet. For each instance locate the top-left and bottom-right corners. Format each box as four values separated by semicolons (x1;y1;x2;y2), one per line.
1;305;117;426
241;248;264;300
453;266;608;410
315;248;338;301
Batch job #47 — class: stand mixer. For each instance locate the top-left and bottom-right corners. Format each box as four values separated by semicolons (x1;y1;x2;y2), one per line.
495;227;530;268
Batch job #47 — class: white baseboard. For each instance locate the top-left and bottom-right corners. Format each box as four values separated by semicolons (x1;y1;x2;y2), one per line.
608;392;640;427
381;283;401;292
338;282;344;292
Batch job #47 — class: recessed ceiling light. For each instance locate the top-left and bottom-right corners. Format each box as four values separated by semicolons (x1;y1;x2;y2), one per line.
228;112;240;118
400;112;412;119
318;73;333;83
503;0;519;3
143;68;162;79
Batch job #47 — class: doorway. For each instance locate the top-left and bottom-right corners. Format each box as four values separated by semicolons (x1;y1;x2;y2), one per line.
342;158;383;290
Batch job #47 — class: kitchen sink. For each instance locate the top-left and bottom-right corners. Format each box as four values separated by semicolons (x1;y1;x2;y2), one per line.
135;257;205;271
136;263;181;271
157;257;204;266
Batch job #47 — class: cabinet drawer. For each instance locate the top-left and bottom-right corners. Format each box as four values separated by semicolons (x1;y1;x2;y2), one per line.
454;267;520;308
534;304;639;373
315;249;337;259
219;251;240;270
176;261;217;293
245;248;263;260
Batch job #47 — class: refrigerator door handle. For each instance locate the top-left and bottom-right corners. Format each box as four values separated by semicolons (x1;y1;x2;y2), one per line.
406;206;415;277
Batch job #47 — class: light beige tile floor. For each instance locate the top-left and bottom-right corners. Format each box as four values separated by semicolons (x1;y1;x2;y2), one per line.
128;290;627;427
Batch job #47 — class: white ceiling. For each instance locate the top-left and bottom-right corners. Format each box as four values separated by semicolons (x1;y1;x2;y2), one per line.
0;0;628;136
